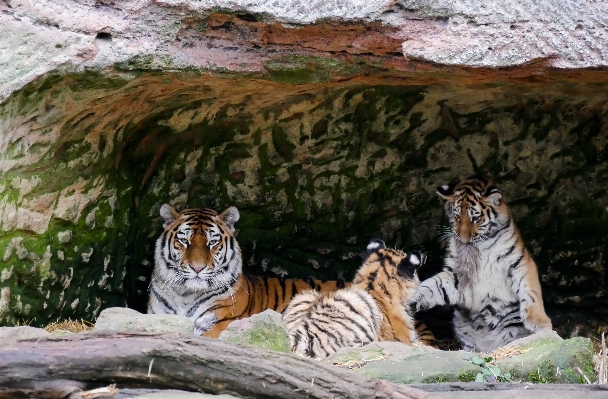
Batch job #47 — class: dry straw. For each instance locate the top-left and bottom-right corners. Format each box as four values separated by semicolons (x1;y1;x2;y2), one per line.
44;318;94;333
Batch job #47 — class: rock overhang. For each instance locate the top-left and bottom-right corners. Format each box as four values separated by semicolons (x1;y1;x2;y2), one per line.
2;0;608;101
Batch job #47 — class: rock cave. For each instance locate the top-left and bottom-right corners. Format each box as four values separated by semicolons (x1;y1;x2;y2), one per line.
1;0;607;353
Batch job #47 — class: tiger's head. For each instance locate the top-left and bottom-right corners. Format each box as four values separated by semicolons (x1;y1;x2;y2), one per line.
353;239;426;303
437;175;510;245
154;204;242;292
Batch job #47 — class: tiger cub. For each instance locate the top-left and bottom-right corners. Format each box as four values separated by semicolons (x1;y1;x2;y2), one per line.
411;175;552;352
283;239;426;359
148;204;343;337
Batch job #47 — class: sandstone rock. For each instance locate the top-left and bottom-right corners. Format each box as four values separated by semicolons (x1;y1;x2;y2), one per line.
218;310;290;353
48;329;73;337
326;332;594;384
1;0;606;101
93;308;194;334
0;326;48;346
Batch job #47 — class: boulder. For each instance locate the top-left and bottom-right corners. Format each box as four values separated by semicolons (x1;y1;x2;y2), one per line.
218;310;290;353
0;326;48;346
327;331;595;384
93;308;194;334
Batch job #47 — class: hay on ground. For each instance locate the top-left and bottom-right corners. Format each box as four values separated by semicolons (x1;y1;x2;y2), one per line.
45;319;94;333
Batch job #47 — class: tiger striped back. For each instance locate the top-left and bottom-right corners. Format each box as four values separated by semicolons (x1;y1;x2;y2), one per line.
282;287;381;359
148;203;344;337
283;239;427;359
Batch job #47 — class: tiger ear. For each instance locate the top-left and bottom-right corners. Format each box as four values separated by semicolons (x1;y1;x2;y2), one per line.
220;206;240;232
159;203;180;229
367;239;386;253
485;187;503;206
436;184;455;200
397;249;426;280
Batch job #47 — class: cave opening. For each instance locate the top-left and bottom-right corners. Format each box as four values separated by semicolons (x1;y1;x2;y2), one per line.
0;67;607;343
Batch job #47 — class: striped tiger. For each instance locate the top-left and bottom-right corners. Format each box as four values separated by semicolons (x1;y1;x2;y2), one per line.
411;175;552;352
147;204;343;337
283;239;427;359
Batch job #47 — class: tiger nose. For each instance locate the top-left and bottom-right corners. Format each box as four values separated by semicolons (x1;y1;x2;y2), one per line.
190;264;206;273
459;229;471;243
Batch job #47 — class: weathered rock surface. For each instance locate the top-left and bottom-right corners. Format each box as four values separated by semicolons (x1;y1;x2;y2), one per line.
119;391;239;399
1;0;607;101
0;326;48;345
93;307;194;334
218;309;290;353
326;331;595;384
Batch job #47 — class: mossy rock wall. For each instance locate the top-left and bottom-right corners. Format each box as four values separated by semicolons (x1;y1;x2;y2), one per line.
0;69;607;340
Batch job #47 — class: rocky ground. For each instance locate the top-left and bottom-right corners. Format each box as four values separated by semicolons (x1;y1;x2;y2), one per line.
1;307;601;397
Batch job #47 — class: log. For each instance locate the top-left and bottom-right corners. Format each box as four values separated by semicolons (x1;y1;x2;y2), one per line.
0;332;435;399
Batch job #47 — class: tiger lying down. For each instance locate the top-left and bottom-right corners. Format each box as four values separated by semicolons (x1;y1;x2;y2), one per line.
283;239;431;359
147;204;344;337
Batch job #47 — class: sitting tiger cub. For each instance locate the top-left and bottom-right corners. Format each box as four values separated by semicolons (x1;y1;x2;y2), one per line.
411;175;552;352
283;239;426;359
148;204;343;337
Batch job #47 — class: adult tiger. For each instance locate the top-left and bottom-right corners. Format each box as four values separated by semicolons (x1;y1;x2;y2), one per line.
411;175;552;352
147;204;343;337
283;239;429;359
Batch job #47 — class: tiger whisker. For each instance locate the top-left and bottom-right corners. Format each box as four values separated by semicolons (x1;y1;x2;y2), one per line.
229;274;249;295
437;233;453;243
219;279;236;315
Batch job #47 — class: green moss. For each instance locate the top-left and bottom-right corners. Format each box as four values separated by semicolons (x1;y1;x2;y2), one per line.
422;375;448;383
271;124;296;161
458;370;477;382
574;350;596;383
264;55;362;84
527;361;556;383
224;321;290;353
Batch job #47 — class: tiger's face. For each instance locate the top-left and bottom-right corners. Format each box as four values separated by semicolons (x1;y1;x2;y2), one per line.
354;239;425;304
154;204;241;292
437;175;510;245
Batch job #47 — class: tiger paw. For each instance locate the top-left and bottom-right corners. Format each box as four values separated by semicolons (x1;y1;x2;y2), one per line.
409;293;428;313
523;308;552;332
194;313;218;335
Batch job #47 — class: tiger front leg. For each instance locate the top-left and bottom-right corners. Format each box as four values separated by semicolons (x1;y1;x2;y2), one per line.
511;259;552;333
194;313;218;336
410;270;459;313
